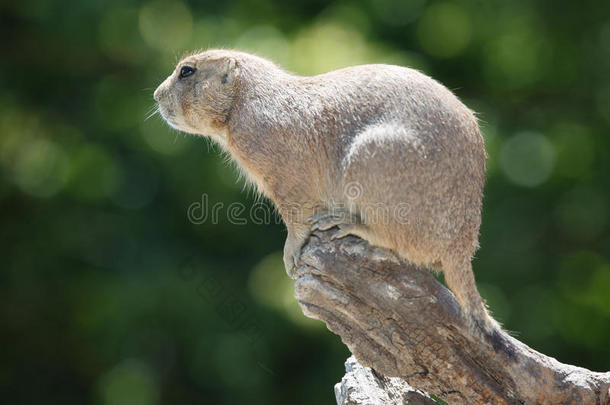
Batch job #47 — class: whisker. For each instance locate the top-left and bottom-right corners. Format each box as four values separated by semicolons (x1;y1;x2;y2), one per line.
144;104;156;114
144;106;160;121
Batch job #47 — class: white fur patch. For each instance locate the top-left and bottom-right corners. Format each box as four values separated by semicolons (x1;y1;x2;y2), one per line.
343;122;424;170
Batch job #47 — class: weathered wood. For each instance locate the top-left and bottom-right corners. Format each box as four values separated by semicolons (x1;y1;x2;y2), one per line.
335;356;437;405
290;227;610;405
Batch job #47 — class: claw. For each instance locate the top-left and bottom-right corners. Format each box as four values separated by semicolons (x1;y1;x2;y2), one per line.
310;211;352;231
310;210;368;241
330;225;359;240
293;252;299;268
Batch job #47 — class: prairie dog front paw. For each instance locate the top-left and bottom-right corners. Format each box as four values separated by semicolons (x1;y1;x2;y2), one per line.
283;227;311;276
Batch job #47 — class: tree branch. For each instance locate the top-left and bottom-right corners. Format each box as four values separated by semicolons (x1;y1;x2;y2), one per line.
290;228;610;405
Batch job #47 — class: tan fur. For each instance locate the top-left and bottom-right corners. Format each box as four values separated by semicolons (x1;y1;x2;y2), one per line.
154;50;498;334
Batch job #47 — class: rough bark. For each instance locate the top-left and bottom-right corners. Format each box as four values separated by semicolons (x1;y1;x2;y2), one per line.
335;355;438;405
290;227;610;405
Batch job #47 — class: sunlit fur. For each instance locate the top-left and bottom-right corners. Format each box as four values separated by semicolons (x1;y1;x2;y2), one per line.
154;49;499;335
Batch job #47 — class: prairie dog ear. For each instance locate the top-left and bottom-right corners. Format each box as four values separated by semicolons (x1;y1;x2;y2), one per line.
220;58;238;85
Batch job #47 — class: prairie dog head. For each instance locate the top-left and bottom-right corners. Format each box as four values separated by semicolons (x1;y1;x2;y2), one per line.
154;50;239;142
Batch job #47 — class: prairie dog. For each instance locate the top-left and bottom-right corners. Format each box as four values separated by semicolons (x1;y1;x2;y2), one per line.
154;50;497;333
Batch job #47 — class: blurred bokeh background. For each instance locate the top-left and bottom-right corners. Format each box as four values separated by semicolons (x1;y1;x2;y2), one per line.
1;0;609;403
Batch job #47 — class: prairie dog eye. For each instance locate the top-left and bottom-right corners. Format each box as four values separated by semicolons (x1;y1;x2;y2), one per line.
179;66;196;79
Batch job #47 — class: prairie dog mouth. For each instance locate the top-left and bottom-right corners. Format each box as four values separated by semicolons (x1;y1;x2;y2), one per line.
157;105;178;127
157;102;203;135
157;98;188;131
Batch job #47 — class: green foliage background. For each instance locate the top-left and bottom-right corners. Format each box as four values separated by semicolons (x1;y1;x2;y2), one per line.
1;0;609;404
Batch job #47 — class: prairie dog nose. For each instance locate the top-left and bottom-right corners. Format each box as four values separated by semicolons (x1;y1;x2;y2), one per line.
153;86;163;102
